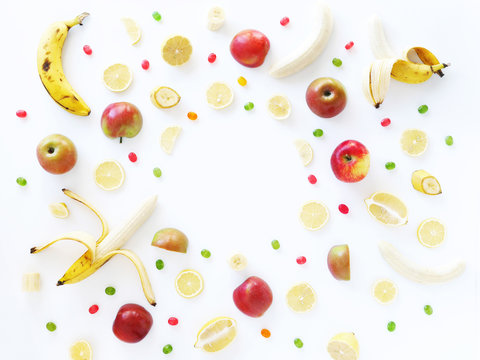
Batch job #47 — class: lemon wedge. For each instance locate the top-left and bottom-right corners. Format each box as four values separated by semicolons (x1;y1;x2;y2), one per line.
417;218;446;248
294;139;313;166
121;18;141;45
160;126;182;155
175;269;203;298
206;82;234;109
103;64;132;92
48;202;69;218
161;35;192;66
94;160;125;191
286;282;317;313
372;279;398;304
195;317;237;352
365;192;408;226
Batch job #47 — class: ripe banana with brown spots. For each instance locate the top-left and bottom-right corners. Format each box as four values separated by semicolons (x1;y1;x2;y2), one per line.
37;12;91;116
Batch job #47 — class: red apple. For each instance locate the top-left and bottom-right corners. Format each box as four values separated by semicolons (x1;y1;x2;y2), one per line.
306;77;347;118
112;303;153;343
36;134;77;174
327;244;350;281
230;30;270;68
151;228;188;253
330;140;370;183
233;276;273;317
101;102;143;143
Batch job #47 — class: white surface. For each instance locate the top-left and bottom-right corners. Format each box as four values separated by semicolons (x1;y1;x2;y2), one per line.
2;0;479;359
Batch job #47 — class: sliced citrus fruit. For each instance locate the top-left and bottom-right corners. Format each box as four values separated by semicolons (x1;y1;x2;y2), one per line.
69;339;92;360
411;170;442;195
121;18;141;45
161;35;192;66
160;126;182;154
400;129;428;156
417;218;446;248
299;201;329;230
194;317;237;352
327;332;359;360
372;279;398;304
103;64;132;92
286;282;317;313
206;82;234;109
175;269;203;298
94;160;125;191
267;95;291;120
364;192;408;226
294;139;313;166
150;86;181;109
48;202;69;218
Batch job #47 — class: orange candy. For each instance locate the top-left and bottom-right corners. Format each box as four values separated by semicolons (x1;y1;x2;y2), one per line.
187;112;198;120
261;328;271;338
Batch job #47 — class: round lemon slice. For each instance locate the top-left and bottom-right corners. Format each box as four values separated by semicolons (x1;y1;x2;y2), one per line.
417;218;446;248
364;192;408;226
372;279;398;304
299;201;329;230
175;269;203;298
160;126;182;155
94;160;125;191
294;139;313;166
195;317;237;352
267;95;291;120
48;202;69;218
286;282;317;313
121;18;141;45
206;82;234;109
162;35;192;66
103;64;132;92
327;332;359;360
401;129;428;156
70;339;92;360
150;86;181;108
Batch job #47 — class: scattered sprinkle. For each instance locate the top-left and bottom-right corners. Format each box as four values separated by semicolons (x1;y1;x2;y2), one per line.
345;41;354;50
16;110;27;118
141;59;150;70
105;286;116;296
308;175;317;184
280;17;290;26
208;53;217;63
244;102;254;111
187;112;198;120
163;344;173;354
381;118;391;127
88;305;99;314
296;256;307;265
201;249;211;258
128;152;137;162
16;177;27;186
83;45;92;55
46;322;57;332
168;317;178;326
153;167;162;178
445;135;453;146
294;338;303;348
261;328;271;338
424;305;433;315
237;76;247;86
332;58;342;67
156;259;165;270
387;321;396;332
313;129;324;137
338;204;349;214
385;162;396;170
152;11;162;21
418;104;428;114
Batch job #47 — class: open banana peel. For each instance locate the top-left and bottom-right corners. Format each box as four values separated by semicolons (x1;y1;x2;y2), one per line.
363;15;450;108
31;189;157;306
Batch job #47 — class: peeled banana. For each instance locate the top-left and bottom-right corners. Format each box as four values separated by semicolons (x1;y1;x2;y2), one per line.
37;13;91;116
31;189;157;305
207;6;225;31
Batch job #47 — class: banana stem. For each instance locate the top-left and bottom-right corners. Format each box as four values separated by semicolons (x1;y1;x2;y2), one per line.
432;62;450;78
65;12;90;29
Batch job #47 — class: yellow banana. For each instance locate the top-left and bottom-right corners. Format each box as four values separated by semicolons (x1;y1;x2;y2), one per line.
37;12;91;116
31;189;157;306
391;60;448;84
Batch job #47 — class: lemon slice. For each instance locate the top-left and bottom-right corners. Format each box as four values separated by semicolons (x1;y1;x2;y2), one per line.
206;82;234;109
94;160;125;191
70;339;92;360
121;18;141;45
286;282;317;313
417;218;446;248
411;170;442;195
364;192;408;226
48;202;69;218
161;35;192;66
150;86;181;109
294;139;313;166
267;95;291;120
327;332;359;360
175;269;203;298
195;317;237;352
103;64;132;92
299;201;329;230
372;279;398;304
400;129;428;156
160;126;182;154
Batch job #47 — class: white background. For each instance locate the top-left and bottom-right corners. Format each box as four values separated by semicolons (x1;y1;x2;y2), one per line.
2;0;479;359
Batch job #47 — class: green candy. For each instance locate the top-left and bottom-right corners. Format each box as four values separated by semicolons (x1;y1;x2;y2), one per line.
156;259;164;270
152;11;162;21
418;105;428;114
16;177;27;186
313;129;324;137
105;286;116;296
46;322;56;332
153;167;162;178
163;344;173;354
424;305;433;315
385;162;396;170
271;240;280;250
244;102;254;111
387;321;396;332
201;249;211;258
332;58;342;67
294;338;303;348
445;136;453;146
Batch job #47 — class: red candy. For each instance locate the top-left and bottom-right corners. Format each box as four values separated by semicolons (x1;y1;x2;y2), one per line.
141;60;150;70
338;204;349;214
296;256;307;265
208;53;217;63
89;304;99;314
345;41;354;50
16;110;27;118
280;17;290;26
168;317;178;326
307;174;317;184
83;45;92;55
128;152;137;162
381;118;391;127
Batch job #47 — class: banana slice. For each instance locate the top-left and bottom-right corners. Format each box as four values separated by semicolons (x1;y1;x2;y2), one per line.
228;253;247;271
207;6;225;31
22;273;40;292
411;170;442;195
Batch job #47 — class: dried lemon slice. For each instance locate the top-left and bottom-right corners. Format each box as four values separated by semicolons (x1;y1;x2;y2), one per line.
160;126;182;154
417;218;446;248
175;269;203;298
286;282;317;312
294;139;313;166
121;18;141;45
103;64;132;92
206;82;234;109
299;201;329;230
161;35;192;66
150;86;181;108
267;95;291;120
372;279;398;304
94;160;125;191
364;192;408;226
401;129;428;156
195;317;237;352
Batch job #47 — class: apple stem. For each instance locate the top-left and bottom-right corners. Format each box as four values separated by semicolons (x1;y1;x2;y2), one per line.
119;137;123;144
